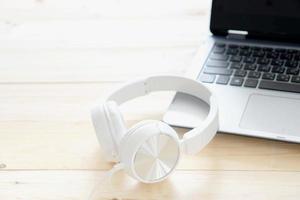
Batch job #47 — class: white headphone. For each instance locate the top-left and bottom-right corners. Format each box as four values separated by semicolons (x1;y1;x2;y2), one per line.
91;75;219;183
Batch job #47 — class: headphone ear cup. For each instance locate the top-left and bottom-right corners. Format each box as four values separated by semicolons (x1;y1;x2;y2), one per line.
105;101;127;144
119;120;181;183
91;101;126;162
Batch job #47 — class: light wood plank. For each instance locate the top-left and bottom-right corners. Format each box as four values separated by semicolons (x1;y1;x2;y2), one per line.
0;2;299;199
1;170;300;200
0;46;197;82
1;84;300;171
2;128;300;171
0;83;173;170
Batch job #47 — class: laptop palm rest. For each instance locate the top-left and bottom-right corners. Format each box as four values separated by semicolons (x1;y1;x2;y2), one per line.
240;94;300;137
164;93;209;128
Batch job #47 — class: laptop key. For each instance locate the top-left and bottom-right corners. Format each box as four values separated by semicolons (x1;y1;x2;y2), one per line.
204;68;233;76
291;76;300;83
257;65;271;72
271;59;284;67
248;71;261;79
240;50;251;56
257;58;270;65
262;72;275;80
210;54;229;61
286;68;299;75
240;45;250;50
199;74;216;83
213;47;225;54
230;63;243;69
272;66;285;74
228;44;238;49
285;60;298;68
287;49;298;54
215;43;226;48
259;80;300;93
230;77;244;86
230;55;242;62
244;79;258;88
263;47;273;52
280;53;293;60
294;54;300;61
276;74;290;82
244;64;257;71
244;57;256;64
252;46;262;51
226;48;239;55
234;70;247;77
275;48;286;53
206;61;229;68
252;51;265;57
216;75;230;85
266;52;279;59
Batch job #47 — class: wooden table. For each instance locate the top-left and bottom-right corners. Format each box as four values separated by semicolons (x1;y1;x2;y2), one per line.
1;1;300;199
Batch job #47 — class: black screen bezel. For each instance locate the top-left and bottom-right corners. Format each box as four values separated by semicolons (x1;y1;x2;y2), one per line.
210;0;300;43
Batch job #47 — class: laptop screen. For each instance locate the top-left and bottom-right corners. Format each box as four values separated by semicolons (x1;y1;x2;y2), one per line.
211;0;300;42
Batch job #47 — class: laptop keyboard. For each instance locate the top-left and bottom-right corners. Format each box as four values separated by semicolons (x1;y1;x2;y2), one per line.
199;43;300;93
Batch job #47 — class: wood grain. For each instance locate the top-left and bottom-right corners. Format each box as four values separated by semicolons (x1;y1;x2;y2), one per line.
1;170;300;200
1;84;300;171
1;0;300;199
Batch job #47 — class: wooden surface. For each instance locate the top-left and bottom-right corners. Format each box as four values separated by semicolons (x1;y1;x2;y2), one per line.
1;1;300;199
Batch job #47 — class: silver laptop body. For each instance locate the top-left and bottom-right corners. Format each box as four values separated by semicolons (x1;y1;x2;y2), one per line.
164;0;300;143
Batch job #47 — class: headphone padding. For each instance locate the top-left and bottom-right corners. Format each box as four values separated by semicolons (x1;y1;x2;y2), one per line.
105;101;127;145
91;101;126;162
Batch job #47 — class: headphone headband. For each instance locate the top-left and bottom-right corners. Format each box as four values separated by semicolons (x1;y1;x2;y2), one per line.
107;75;219;155
107;76;212;105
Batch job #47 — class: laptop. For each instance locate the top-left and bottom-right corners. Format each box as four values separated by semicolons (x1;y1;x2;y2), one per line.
164;0;300;143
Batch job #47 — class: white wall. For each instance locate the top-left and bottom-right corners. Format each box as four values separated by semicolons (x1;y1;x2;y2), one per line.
0;0;212;82
0;0;211;21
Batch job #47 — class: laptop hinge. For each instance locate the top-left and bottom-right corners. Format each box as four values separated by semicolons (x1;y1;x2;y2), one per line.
227;30;248;40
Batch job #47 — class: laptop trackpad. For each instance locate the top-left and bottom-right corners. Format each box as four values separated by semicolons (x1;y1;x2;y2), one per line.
240;94;300;136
